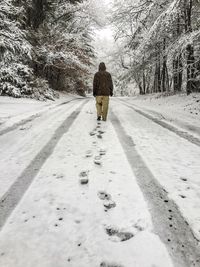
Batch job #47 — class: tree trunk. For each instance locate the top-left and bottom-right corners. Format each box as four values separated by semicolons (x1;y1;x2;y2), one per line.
142;70;146;94
173;55;183;92
186;44;196;94
184;0;192;32
29;0;48;29
161;38;167;92
139;84;143;95
154;53;161;93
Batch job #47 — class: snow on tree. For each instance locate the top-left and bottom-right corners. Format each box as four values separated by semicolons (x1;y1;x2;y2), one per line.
111;0;200;95
0;0;32;98
0;0;60;100
0;0;98;99
26;0;96;96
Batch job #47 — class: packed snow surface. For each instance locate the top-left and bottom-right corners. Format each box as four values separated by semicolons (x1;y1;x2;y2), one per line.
123;93;200;138
0;93;199;267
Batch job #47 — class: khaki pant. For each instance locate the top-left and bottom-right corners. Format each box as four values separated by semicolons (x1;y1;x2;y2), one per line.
96;96;109;121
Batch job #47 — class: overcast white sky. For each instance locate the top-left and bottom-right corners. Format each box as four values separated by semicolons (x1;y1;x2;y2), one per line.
90;0;116;73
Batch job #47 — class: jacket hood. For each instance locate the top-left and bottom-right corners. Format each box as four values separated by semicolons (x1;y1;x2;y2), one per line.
99;62;106;71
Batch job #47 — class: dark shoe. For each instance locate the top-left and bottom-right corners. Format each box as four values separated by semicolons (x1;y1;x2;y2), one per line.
97;116;101;121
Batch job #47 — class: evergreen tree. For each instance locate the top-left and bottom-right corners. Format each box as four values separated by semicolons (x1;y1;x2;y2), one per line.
0;0;96;98
0;0;32;97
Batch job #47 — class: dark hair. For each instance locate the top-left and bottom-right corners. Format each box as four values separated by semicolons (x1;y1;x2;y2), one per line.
99;62;106;71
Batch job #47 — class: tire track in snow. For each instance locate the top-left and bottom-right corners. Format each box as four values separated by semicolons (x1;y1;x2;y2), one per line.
116;99;200;147
0;100;88;230
0;99;86;201
110;109;200;267
0;98;83;137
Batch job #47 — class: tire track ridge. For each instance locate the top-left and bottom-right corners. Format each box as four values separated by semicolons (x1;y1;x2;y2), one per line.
0;98;82;137
0;100;88;230
110;109;200;267
116;99;200;147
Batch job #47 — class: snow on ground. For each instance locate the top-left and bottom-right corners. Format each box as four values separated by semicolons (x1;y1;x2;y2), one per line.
0;101;173;267
0;98;84;200
0;94;200;266
0;93;82;130
122;93;200;138
112;98;200;242
0;96;51;127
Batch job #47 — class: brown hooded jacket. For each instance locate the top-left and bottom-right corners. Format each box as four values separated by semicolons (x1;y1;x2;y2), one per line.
93;63;113;97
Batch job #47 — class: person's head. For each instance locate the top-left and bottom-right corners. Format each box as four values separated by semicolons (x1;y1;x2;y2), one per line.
99;62;106;71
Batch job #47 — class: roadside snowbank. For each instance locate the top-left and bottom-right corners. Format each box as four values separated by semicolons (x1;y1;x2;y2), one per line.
0;94;84;131
122;93;200;138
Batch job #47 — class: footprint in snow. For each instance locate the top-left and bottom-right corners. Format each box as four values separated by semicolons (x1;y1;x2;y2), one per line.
180;177;188;182
98;191;116;210
103;200;116;210
133;223;145;232
80;178;89;185
99;148;106;156
86;150;93;158
179;195;186;199
105;226;134;242
90;131;96;136
98;191;111;201
79;171;89;185
79;171;88;177
20;125;32;131
100;262;124;267
94;156;102;165
20;127;27;131
56;174;64;179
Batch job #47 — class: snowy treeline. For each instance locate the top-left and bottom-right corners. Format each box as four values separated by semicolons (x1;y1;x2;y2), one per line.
0;0;33;98
111;0;200;96
0;0;96;99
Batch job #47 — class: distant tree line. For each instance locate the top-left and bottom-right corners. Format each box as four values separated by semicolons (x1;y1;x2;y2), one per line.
111;0;200;95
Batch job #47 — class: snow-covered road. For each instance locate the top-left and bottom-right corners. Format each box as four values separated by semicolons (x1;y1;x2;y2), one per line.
0;97;200;267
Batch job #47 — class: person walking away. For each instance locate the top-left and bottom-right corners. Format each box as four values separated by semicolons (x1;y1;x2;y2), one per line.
93;62;113;121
